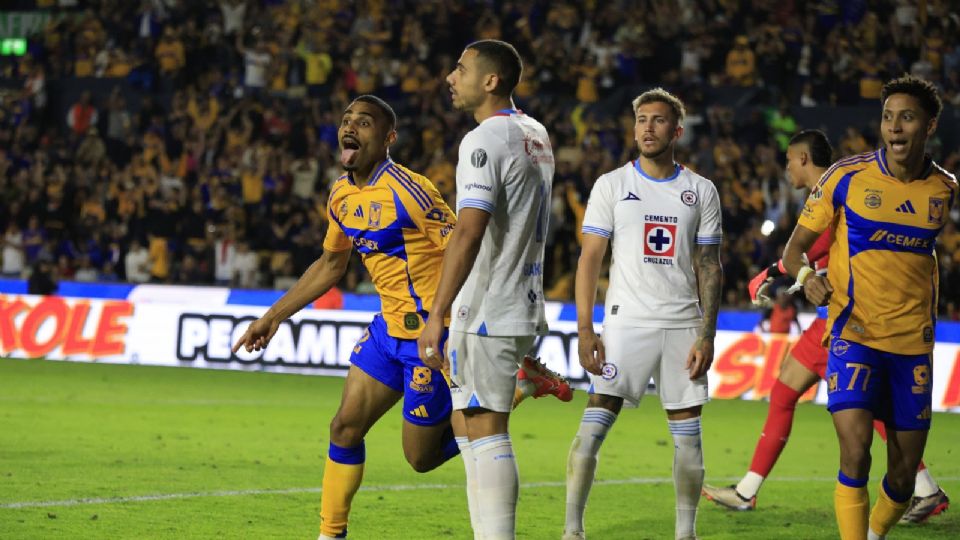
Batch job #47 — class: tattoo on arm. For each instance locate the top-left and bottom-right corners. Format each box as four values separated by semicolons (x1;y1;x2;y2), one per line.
694;243;723;339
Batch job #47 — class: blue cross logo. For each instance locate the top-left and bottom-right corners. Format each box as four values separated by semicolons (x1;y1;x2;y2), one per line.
648;227;672;252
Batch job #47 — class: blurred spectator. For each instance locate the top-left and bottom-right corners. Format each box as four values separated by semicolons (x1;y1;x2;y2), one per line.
2;222;25;278
726;36;756;86
27;260;57;296
232;240;258;288
66;91;98;137
124;239;150;283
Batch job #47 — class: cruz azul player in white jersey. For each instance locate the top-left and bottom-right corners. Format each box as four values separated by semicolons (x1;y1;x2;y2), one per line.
419;39;555;540
563;88;723;540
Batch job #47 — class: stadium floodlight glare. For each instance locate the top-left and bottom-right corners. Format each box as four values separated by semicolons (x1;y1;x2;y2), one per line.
0;39;27;56
760;219;775;236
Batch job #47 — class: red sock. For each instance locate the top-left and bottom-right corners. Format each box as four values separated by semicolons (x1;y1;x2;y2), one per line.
873;419;927;471
749;380;802;476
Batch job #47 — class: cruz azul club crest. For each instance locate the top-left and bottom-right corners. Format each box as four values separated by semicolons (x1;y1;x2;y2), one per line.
643;216;677;266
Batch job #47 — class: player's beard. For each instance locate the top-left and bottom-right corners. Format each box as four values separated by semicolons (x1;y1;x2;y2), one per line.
639;139;672;160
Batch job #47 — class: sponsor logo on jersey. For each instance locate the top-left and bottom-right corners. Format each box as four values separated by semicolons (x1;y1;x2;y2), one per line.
611;305;619;315
828;372;838;392
470;148;487;168
929;197;945;224
522;262;542;276
810;187;823;200
681;190;698;206
601;363;618;380
831;338;849;356
354;205;364;218
338;201;349;221
868;230;932;249
353;237;379;251
522;135;554;164
922;325;934;343
368;202;382;228
622;192;640;201
464;182;492;192
643;221;676;265
457;305;470;320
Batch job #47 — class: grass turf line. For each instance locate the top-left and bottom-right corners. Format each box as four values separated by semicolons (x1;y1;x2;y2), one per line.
1;358;957;539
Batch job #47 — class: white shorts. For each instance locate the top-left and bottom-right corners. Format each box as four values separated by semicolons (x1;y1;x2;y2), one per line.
590;326;708;410
447;331;536;413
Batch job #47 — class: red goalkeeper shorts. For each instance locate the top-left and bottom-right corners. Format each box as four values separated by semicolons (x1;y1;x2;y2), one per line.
789;317;829;378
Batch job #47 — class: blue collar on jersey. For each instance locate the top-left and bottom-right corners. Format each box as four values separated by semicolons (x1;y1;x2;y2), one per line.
876;147;934;180
634;159;681;182
347;157;393;186
492;108;522;117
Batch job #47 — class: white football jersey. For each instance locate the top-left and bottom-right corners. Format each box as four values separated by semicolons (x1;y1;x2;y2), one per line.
581;160;722;328
451;110;555;336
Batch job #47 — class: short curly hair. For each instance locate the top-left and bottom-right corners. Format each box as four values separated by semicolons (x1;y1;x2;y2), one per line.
881;75;942;120
632;88;686;125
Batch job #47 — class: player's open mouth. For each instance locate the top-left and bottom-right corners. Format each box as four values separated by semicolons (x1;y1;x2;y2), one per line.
341;137;361;166
888;140;907;153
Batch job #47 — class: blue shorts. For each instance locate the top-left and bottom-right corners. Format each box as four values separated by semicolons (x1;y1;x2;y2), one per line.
825;339;932;431
351;314;451;426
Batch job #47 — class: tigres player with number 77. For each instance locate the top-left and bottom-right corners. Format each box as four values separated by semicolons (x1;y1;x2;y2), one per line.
780;75;958;540
563;88;723;540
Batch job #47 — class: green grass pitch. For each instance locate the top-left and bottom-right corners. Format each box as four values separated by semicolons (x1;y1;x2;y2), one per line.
1;358;957;539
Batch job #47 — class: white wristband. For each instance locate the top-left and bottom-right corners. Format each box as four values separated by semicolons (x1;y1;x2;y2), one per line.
795;266;815;287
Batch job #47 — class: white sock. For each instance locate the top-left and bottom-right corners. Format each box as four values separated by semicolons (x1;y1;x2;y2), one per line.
736;471;765;499
471;433;518;540
457;436;483;539
668;417;704;540
914;467;939;498
867;528;885;540
565;407;617;534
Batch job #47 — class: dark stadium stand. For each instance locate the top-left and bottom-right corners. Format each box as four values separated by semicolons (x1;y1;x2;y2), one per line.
0;0;958;317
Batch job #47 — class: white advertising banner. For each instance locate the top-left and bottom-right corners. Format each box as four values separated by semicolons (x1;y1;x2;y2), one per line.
3;293;960;413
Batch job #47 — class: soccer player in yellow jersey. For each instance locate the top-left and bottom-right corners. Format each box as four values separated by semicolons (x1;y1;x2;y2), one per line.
233;95;460;539
781;75;958;540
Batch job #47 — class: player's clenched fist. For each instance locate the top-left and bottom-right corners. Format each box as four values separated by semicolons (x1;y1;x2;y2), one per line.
577;330;605;376
232;316;281;353
802;275;833;306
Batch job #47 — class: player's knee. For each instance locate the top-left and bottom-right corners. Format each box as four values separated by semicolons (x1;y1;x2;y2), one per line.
838;445;871;476
884;472;914;498
587;393;623;414
329;414;364;447
403;448;439;473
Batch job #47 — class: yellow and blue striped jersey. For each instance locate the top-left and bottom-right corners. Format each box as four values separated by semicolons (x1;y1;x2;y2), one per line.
323;159;455;339
799;149;958;354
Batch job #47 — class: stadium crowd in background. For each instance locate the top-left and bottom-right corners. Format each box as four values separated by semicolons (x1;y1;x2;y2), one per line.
0;0;959;318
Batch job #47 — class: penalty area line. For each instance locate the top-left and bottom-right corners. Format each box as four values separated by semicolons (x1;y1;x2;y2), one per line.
4;476;959;509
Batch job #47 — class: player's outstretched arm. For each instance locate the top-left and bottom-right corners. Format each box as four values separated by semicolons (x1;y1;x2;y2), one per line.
575;234;608;376
688;243;722;379
232;248;351;353
783;224;832;306
419;207;490;370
